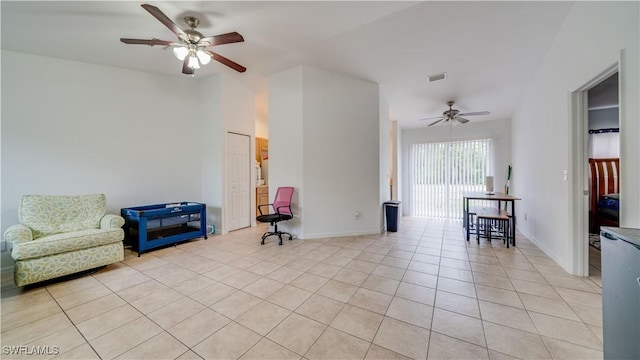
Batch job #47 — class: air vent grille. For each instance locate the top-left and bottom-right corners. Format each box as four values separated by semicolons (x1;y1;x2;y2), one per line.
428;72;447;82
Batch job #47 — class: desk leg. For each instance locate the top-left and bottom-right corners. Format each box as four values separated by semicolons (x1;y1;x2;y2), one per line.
463;198;467;229
511;201;516;247
465;198;470;241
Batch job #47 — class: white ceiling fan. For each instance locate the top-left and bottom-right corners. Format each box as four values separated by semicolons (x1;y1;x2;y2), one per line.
419;100;490;126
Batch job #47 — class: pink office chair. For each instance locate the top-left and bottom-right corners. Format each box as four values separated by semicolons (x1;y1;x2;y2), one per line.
256;186;294;245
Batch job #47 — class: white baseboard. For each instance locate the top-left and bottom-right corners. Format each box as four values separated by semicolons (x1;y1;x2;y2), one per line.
520;229;572;275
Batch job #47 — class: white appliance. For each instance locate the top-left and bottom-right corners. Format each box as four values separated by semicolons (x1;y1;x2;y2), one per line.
600;227;640;360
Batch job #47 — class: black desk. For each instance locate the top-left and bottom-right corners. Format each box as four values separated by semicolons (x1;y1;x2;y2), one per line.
463;192;520;246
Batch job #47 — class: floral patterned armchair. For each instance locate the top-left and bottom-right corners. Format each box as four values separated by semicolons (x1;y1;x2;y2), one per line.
3;194;124;286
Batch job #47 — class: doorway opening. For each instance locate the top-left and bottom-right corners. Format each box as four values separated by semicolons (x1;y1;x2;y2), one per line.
569;63;619;279
586;72;620;284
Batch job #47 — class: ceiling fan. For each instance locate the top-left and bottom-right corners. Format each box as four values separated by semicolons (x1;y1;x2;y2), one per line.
419;100;490;126
120;4;246;75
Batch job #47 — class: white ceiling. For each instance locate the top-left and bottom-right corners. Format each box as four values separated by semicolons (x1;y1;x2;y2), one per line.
1;1;574;128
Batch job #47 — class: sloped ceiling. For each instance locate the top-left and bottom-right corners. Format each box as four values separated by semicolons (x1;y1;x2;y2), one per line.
1;1;574;128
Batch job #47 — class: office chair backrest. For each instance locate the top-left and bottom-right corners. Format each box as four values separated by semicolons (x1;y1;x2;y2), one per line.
273;187;294;215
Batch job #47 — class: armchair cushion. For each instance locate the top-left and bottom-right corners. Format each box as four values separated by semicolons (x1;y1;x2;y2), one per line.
19;194;106;238
11;228;123;261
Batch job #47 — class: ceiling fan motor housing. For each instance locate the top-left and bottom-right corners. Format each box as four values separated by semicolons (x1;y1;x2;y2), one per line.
182;17;203;44
184;30;203;44
443;100;457;119
444;109;459;119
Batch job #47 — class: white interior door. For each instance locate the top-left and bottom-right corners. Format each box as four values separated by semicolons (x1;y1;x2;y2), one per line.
227;132;251;231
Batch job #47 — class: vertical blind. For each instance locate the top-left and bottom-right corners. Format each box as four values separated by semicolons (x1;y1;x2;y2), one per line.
411;138;492;219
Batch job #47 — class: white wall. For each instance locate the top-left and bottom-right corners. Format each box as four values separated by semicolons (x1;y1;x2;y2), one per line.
511;1;639;273
221;74;257;232
255;94;269;139
268;67;304;236
199;76;224;232
389;120;399;202
1;51;202;213
379;92;392;229
255;99;269;139
269;65;384;239
302;67;382;237
401;118;512;216
198;73;256;234
1;51;255;268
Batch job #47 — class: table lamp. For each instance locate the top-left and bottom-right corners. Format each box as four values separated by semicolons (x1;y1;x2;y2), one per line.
485;176;495;195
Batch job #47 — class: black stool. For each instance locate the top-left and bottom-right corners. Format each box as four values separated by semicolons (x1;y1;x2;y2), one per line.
476;208;510;248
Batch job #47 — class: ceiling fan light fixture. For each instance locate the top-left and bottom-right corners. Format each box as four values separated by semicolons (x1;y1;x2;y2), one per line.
196;50;211;65
173;46;188;61
187;55;200;69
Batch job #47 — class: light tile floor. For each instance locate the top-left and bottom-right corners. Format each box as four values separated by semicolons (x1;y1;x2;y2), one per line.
1;218;604;359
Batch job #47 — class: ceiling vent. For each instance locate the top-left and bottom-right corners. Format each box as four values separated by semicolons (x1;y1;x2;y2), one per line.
427;72;447;82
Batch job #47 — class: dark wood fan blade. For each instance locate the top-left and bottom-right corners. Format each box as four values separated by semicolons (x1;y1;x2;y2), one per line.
120;38;176;46
428;119;444;126
456;117;470;124
182;57;194;75
457;111;489;116
141;4;186;39
200;32;244;47
206;50;246;73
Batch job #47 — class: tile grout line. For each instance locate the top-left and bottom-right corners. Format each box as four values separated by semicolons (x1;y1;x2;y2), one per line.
1;219;604;359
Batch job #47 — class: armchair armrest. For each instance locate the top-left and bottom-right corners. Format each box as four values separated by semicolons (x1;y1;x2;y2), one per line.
3;224;34;248
101;214;125;229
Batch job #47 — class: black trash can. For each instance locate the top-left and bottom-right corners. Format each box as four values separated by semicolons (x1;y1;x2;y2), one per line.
383;201;401;232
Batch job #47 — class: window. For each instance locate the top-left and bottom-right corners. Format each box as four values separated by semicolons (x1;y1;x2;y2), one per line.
588;128;619;159
411;138;492;219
